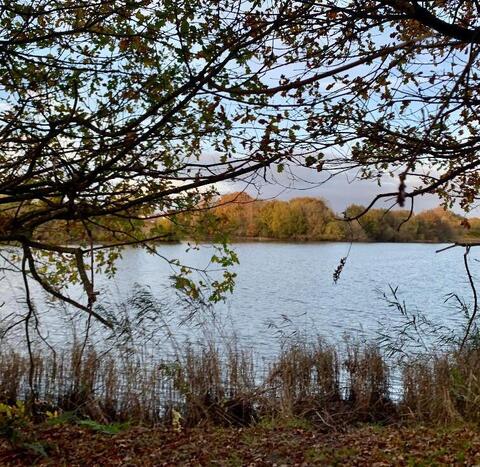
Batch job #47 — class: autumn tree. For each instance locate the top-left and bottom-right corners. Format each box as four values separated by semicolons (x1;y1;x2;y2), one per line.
0;1;311;325
1;1;480;325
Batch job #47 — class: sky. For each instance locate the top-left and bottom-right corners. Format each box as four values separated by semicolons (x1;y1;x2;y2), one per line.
216;166;448;215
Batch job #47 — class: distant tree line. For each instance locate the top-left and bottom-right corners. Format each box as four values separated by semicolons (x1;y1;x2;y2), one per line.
191;192;478;243
26;191;480;244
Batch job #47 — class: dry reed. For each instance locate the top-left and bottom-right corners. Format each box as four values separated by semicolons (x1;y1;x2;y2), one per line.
1;340;480;428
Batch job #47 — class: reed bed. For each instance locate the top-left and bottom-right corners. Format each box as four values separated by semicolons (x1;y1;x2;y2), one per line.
1;341;480;428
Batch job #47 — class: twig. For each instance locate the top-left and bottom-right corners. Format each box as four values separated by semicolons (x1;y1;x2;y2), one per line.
461;245;478;351
21;250;37;405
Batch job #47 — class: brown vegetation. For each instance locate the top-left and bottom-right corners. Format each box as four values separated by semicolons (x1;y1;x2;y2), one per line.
1;341;480;427
194;192;476;243
2;341;480;464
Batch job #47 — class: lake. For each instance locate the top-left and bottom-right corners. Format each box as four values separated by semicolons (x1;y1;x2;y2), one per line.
0;242;476;358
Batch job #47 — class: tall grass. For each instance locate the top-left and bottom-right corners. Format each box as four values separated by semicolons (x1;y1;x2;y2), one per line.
3;339;480;428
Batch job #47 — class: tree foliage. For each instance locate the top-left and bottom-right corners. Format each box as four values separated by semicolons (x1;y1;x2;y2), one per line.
1;1;480;323
201;193;466;242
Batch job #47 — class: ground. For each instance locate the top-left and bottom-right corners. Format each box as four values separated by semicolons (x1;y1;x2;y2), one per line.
1;420;480;466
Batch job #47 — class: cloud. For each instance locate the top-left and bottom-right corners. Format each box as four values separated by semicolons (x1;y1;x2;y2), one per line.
215;166;454;214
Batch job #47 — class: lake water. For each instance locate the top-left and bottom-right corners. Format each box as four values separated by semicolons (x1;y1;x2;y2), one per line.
0;242;476;358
